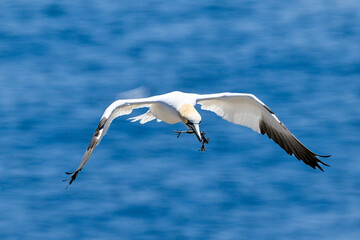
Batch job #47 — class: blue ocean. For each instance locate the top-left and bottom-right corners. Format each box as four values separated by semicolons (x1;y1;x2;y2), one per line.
0;1;359;239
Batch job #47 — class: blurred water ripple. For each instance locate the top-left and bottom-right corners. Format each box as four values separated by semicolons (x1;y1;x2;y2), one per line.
0;0;359;239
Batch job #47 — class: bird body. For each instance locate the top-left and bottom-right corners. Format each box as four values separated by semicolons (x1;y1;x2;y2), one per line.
144;91;199;124
65;91;330;186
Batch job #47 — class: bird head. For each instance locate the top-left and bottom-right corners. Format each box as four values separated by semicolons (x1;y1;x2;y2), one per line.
179;103;202;142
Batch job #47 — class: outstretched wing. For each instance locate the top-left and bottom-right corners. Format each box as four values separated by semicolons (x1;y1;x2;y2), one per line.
196;93;330;170
64;98;158;187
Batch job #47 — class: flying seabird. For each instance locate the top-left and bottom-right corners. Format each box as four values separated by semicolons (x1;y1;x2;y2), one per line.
64;91;330;186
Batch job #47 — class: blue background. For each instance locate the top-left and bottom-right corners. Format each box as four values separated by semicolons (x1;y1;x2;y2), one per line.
1;0;359;239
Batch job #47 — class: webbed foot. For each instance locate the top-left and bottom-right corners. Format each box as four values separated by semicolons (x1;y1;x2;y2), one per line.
199;132;210;151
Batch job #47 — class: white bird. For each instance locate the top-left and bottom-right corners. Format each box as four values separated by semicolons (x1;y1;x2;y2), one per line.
64;91;330;186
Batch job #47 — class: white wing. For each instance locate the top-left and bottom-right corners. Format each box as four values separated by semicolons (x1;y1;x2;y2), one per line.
196;93;330;170
64;98;159;186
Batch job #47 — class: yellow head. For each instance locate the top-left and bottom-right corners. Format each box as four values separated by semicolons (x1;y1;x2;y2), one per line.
179;103;201;124
179;103;202;142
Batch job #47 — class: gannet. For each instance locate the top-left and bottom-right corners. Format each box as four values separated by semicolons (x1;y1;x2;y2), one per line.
64;91;330;186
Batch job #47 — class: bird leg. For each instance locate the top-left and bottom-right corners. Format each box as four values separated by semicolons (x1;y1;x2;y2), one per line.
174;130;210;151
199;132;210;151
174;129;194;138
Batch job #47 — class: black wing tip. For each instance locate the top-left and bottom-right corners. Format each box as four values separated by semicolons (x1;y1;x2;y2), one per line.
318;159;330;167
260;119;331;172
314;154;331;170
316;164;325;172
63;170;81;188
314;155;331;172
63;117;106;189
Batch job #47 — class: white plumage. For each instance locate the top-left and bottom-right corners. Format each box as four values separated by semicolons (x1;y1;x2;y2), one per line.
64;91;330;186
